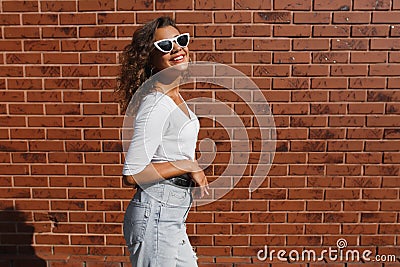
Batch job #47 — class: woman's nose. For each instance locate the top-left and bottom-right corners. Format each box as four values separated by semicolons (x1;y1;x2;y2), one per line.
171;41;181;53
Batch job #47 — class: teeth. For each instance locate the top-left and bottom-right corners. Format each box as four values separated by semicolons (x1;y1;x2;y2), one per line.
173;55;183;61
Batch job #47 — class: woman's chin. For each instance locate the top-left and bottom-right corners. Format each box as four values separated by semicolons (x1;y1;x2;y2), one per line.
167;61;189;73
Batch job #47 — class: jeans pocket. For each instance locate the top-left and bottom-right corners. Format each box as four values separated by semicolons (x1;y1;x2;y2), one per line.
123;200;150;246
166;187;189;208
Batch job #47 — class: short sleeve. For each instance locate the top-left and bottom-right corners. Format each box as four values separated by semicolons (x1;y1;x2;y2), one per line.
122;97;171;176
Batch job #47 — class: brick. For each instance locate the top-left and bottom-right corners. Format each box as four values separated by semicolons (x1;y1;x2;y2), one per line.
351;52;387;63
65;141;101;152
71;235;104;245
332;38;369;50
273;103;308;114
288;188;323;199
78;0;114;11
333;12;371;24
272;78;309;89
42;27;78;38
310;128;345;139
354;0;390;10
345;201;380;211
0;14;20;25
4;27;40;39
3;1;38;12
176;12;211;23
370;65;400;76
306;224;340;234
307;201;341;211
314;25;350;37
81;53;117;64
311;78;347;89
371;38;400;50
372;12;400;23
0;116;25;127
82;78;115;90
331;65;368;76
254;12;291;23
352;25;390;37
392;26;400;37
347;129;383;140
274;25;311;37
293;12;331;23
235;0;271;9
292;65;329;76
254;39;290;50
348;103;384;114
274;0;311;10
312;52;349;64
314;0;351;10
254;65;289;77
270;201;304;211
26;66;60;77
368;90;400;102
117;0;152;10
41;1;76;12
195;0;232;9
44;76;79;89
326;189;360;199
25;40;60;51
48;152;83;163
0;40;22;51
22;14;58;25
195;26;232;37
60;14;97;25
363;189;398;199
10;129;45;139
384;129;400;138
62;66;98;77
290;116;327;127
235;52;271;63
32;188;66;199
156;0;192;9
45;103;80;115
136;12;174;23
308;153;343;163
293;39;329;50
366;141;400;152
215;12;252;23
6;53;41;64
79;26;115;38
99;40;129;51
234;25;271;37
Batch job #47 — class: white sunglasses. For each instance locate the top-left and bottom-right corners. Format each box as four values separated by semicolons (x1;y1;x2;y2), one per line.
153;33;190;53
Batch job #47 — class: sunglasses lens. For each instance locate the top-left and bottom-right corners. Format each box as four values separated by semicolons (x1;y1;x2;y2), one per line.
177;34;189;47
157;40;172;52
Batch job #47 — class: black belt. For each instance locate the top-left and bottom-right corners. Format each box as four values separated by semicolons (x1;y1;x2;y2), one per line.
167;173;194;188
134;173;194;189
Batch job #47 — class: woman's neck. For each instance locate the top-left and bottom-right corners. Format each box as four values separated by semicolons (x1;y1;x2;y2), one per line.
154;77;181;98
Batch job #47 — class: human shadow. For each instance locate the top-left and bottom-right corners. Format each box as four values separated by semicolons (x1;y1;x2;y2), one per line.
0;207;47;267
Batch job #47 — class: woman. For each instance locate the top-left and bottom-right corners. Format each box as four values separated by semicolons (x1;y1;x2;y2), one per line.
115;16;209;267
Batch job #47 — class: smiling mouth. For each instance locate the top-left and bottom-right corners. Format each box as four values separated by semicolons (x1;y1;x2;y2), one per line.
171;55;184;62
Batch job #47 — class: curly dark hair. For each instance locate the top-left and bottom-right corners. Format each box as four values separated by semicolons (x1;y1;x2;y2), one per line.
115;16;179;115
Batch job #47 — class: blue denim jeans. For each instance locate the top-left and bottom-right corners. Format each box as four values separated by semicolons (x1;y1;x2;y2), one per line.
123;179;198;267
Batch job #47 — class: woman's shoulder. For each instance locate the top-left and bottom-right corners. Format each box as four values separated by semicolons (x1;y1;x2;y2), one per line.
138;91;172;112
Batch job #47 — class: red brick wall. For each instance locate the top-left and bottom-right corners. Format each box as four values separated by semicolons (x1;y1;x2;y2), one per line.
1;0;399;266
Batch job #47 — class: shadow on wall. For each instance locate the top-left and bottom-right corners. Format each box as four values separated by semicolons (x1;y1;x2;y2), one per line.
0;207;47;267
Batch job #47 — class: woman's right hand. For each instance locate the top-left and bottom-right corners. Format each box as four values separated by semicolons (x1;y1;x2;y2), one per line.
188;160;209;198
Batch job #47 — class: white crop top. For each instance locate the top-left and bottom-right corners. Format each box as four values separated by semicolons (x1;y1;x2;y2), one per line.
122;91;200;176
